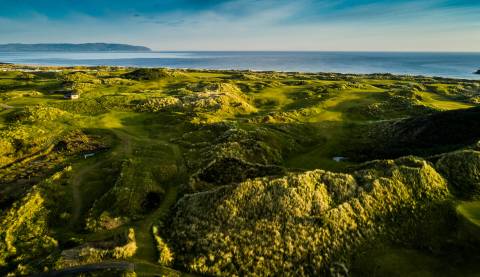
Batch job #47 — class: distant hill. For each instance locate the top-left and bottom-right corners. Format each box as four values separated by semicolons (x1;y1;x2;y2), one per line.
0;43;151;52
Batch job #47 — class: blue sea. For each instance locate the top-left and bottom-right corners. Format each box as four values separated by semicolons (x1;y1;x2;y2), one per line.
0;51;479;79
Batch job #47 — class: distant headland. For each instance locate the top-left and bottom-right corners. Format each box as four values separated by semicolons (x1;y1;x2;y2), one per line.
0;43;151;52
475;69;480;74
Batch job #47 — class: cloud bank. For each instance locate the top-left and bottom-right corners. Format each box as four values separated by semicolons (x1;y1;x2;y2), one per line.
0;0;479;51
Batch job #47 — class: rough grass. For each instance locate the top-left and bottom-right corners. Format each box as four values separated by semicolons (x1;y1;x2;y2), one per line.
0;66;480;276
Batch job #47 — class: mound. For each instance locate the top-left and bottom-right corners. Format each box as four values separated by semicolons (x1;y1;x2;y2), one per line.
0;90;42;100
53;130;107;154
55;228;137;269
86;158;168;231
0;168;72;276
178;122;307;185
170;157;449;276
436;150;480;199
189;157;285;192
353;106;480;160
182;82;257;118
123;68;184;80
136;96;183;112
0;124;60;167
362;89;435;119
62;72;99;83
7;105;72;123
137;82;257;119
0;190;57;268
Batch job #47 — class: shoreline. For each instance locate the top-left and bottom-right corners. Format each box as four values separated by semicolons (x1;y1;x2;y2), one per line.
0;51;479;80
1;62;480;82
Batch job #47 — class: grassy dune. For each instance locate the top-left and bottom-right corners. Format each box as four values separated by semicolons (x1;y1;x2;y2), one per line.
0;65;480;276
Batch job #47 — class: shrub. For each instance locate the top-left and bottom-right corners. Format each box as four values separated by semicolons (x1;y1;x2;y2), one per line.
0;123;60;167
152;225;174;266
112;228;138;259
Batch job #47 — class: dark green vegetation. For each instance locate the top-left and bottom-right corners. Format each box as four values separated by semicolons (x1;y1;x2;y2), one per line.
0;43;151;52
1;65;480;276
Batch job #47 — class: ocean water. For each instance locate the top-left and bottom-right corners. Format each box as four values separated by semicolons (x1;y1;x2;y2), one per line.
0;51;479;79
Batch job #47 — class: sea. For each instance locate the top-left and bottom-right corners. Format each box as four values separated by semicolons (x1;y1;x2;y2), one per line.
0;51;479;80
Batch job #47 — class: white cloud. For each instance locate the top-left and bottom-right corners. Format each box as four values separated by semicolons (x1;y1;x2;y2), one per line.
0;0;479;51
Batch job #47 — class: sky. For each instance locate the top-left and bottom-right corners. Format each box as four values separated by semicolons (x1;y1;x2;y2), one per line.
0;0;479;51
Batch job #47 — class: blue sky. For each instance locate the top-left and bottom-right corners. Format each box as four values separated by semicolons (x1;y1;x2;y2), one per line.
0;0;479;51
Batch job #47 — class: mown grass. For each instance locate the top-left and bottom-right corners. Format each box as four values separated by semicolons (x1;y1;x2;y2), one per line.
351;243;480;277
457;201;480;227
283;122;360;171
418;90;474;110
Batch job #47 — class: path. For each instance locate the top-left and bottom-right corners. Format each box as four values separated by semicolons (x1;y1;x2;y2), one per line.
133;141;186;264
68;128;133;228
0;103;14;109
32;261;134;277
133;185;179;262
66;111;186;273
69;160;106;228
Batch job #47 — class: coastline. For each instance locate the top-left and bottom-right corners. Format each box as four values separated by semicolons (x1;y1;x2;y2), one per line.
1;62;480;82
1;51;479;80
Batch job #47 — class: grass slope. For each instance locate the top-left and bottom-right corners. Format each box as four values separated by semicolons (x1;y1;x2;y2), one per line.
0;65;480;276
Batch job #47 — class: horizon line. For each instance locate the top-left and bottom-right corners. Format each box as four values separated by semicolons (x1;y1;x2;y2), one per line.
151;49;480;53
1;42;479;53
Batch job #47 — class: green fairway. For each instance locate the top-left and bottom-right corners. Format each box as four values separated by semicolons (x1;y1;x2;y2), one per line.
457;201;480;227
352;243;480;277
